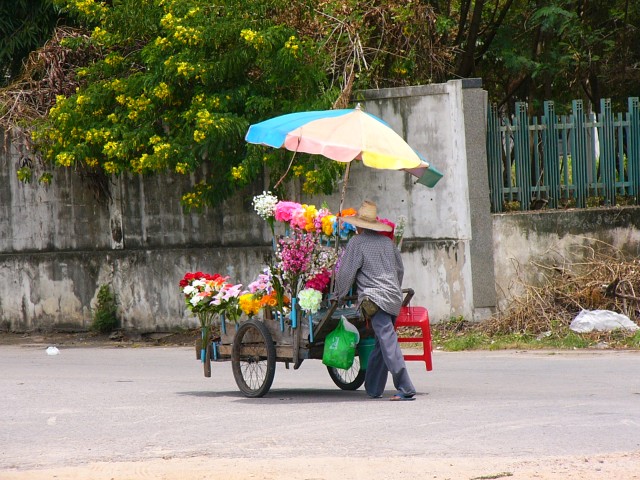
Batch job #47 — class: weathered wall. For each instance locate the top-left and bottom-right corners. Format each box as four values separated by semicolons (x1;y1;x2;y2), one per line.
493;207;640;308
0;79;491;331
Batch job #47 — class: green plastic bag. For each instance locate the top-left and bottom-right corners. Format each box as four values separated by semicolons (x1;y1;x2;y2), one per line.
322;316;360;370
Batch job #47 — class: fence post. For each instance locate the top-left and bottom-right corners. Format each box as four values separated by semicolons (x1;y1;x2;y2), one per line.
542;101;560;208
486;104;504;212
570;100;588;208
628;97;640;204
514;102;531;210
599;98;616;206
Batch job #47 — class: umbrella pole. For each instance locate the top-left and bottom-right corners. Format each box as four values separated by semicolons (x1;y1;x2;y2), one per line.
338;162;351;215
330;162;351;295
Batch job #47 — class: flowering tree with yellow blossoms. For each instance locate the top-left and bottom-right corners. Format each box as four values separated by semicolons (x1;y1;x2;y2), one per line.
31;0;343;208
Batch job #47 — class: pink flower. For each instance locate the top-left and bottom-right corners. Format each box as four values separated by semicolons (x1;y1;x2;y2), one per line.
305;269;332;293
274;201;301;223
278;233;317;277
377;217;395;240
290;204;308;230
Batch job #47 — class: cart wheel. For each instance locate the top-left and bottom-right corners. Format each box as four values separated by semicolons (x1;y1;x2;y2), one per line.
231;319;276;398
327;357;365;391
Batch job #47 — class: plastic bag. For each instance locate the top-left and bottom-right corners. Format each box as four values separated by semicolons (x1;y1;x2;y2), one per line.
570;309;639;333
322;316;359;369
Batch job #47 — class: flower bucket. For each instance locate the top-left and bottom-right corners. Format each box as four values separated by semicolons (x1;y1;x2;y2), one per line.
357;337;376;370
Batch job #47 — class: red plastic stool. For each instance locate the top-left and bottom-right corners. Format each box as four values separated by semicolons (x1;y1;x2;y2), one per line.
395;306;433;371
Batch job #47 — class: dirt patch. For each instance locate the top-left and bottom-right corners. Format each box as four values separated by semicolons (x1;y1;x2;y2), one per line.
0;329;200;348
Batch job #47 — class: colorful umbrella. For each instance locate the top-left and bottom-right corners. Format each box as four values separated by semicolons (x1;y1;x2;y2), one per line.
245;104;443;189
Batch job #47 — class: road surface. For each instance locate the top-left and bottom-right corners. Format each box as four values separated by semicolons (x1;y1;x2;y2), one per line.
1;345;639;479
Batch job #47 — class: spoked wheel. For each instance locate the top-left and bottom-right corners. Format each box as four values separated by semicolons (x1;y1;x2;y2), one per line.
327;357;366;390
231;319;276;398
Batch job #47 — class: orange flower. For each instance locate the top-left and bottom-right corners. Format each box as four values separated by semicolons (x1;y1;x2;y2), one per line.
260;292;278;307
339;208;356;217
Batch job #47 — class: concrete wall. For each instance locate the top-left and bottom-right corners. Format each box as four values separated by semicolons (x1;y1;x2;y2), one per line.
0;79;493;331
493;207;640;308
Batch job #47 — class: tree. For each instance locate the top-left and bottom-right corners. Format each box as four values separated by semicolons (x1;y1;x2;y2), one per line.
0;0;64;87
30;0;342;208
478;0;640;113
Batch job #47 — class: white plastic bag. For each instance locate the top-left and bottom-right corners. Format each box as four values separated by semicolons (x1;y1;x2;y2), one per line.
569;309;639;333
340;315;360;343
46;346;60;355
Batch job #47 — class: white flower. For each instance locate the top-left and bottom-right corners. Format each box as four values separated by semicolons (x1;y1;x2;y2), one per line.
183;285;196;295
252;191;278;220
298;287;323;314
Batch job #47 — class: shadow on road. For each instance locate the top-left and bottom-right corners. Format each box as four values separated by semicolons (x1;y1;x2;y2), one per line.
176;388;379;404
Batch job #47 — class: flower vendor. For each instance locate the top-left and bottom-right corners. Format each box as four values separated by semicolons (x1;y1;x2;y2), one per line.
334;200;417;402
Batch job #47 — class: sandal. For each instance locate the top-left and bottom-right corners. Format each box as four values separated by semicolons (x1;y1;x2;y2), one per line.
390;394;416;401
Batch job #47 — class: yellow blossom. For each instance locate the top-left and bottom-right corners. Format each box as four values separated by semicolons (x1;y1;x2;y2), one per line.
153;82;170;100
239;293;261;317
193;130;206;143
175;163;188;174
104;54;122;66
103;141;120;157
231;166;245;180
92;26;107;41
103;161;119;174
292;165;304;176
55;152;74;167
322;215;336;236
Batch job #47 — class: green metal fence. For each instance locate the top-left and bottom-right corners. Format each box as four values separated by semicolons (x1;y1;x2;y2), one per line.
486;98;640;212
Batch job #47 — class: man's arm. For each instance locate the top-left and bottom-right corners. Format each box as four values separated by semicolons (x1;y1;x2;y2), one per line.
395;247;404;286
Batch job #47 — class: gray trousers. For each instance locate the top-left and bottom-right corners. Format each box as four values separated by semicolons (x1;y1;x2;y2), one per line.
364;308;416;397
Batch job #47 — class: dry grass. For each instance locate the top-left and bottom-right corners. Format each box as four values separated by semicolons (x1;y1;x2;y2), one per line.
481;239;640;336
0;26;93;131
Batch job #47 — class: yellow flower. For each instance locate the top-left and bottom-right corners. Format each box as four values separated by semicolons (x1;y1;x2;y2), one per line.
239;294;261;317
160;12;174;28
103;161;119;174
176;62;193;76
302;204;318;232
322;214;336;236
231;165;245;180
103;141;120;157
240;29;257;42
284;35;300;57
55;152;74;167
175;163;188;174
193;130;206;143
292;165;304;176
153;82;170;100
92;26;107;41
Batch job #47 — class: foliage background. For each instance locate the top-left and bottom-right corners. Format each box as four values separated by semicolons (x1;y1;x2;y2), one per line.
1;0;638;207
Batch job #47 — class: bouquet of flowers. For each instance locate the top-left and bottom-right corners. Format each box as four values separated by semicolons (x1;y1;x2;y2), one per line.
248;193;405;326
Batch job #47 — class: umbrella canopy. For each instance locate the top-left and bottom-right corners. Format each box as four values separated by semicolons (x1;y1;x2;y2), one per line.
246;105;421;169
245;104;443;187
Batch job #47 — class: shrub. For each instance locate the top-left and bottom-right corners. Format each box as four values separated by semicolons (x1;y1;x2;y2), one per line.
92;284;119;333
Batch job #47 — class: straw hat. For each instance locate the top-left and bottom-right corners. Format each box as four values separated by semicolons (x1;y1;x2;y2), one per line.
343;200;392;232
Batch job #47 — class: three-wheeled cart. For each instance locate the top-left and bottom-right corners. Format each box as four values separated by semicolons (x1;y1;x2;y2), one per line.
197;289;429;397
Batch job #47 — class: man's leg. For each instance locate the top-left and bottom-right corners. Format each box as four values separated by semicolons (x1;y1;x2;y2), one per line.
364;336;387;397
369;309;416;397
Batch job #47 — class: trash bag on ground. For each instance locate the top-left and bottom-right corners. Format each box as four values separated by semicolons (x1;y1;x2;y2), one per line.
569;309;639;333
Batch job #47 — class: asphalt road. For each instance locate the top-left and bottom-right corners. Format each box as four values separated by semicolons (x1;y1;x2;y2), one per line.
1;345;639;476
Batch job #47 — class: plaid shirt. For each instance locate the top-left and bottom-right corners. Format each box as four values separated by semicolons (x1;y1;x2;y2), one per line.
335;229;404;316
